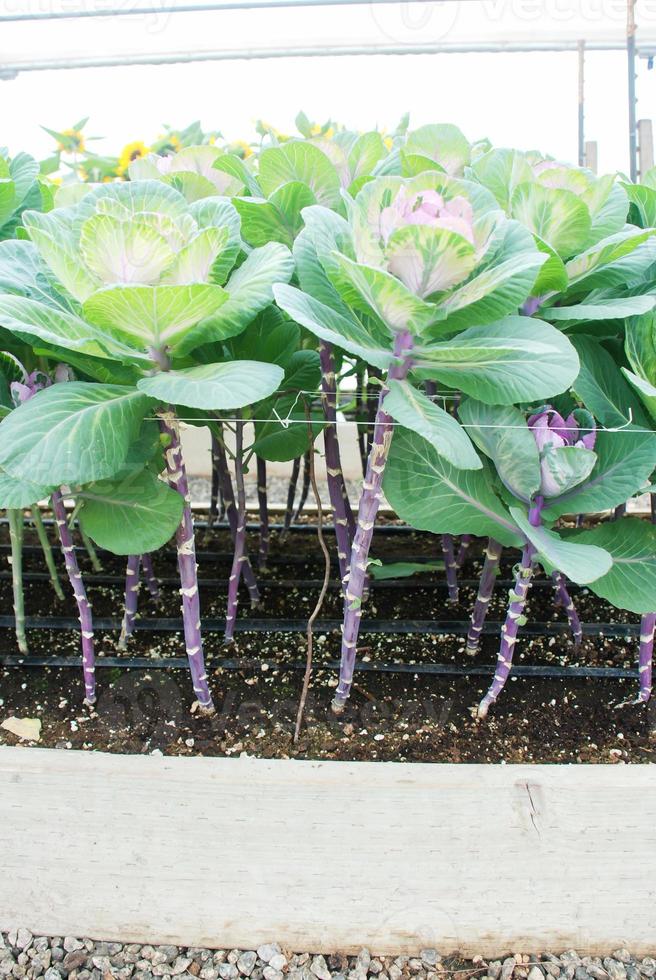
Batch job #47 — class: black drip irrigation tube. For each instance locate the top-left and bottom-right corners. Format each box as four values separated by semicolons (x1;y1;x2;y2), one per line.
0;614;638;638
0;543;441;567
0;517;421;536
0;616;640;685
0;653;638;682
0;518;641;686
0;569;589;593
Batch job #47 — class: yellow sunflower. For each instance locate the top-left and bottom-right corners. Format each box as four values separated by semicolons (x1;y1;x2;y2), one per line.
310;123;335;139
117;140;150;176
255;120;286;140
155;132;182;154
229;139;253;159
57;128;86;153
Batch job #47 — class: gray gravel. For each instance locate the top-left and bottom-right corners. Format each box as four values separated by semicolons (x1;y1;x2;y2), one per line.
1;935;655;980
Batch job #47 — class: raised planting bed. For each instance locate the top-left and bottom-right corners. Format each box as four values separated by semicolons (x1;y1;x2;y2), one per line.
3;125;656;961
1;747;655;956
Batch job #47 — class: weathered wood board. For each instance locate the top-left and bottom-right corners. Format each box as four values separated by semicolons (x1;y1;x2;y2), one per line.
1;748;654;955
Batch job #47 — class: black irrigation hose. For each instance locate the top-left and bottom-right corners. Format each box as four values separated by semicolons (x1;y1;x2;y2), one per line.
0;569;589;593
0;653;638;681
0;615;640;637
0;519;639;684
0;517;424;536
0;541;439;565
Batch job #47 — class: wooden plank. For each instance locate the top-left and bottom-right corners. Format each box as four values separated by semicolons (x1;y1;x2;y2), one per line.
1;748;655;955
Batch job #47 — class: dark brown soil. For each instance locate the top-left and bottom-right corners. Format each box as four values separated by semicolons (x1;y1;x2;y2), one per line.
0;518;653;764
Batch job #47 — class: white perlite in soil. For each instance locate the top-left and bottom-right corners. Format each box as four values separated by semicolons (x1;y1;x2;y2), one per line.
0;936;655;980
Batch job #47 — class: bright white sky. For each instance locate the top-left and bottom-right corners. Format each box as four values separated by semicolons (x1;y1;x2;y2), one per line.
2;0;656;174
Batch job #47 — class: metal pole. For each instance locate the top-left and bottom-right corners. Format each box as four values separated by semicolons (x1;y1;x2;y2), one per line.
578;40;585;166
638;117;654;177
0;39;651;80
0;0;477;23
628;0;638;181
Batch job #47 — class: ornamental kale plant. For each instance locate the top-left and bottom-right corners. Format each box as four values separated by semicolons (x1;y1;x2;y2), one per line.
383;395;636;715
464;402;604;716
463;407;597;659
275;168;580;711
130;139;340;607
0;150;51;242
0;356;102;692
564;314;656;704
0;179;292;711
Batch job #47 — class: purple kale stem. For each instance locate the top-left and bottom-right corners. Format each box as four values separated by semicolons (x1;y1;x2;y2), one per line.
141;553;160;599
477;498;543;718
552;570;582;648
319;340;355;587
365;366;383;457
521;295;545;317
256;455;270;570
294;451;311;521
466;538;503;656
528;495;544;526
224;416;247;643
441;534;459;602
614;503;627;520
280;455;301;541
456;534;473;570
158;409;214;713
637;612;656;702
477;541;535;718
333;329;414;711
214;429;260;606
51;489;96;705
118;554;141;650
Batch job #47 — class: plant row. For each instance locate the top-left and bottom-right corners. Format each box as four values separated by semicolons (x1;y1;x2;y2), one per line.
1;117;656;719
